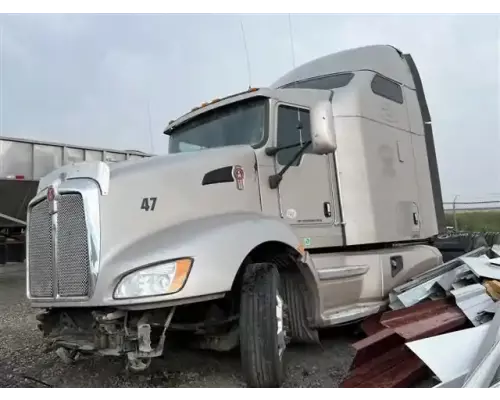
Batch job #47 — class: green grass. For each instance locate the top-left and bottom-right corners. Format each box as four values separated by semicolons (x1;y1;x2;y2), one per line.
444;210;500;232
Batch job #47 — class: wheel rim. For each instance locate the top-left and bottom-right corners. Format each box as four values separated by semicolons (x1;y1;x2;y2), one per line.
276;293;286;359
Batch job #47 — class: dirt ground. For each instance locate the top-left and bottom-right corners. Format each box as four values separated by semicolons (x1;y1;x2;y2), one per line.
0;263;357;388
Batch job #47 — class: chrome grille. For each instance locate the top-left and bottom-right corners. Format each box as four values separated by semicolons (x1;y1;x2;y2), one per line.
28;199;54;298
56;194;90;297
28;193;90;298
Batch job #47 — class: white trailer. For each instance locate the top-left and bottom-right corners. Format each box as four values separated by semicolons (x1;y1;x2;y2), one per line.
0;135;152;263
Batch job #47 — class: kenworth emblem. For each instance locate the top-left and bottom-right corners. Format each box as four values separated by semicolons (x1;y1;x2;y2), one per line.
233;165;245;190
47;185;58;215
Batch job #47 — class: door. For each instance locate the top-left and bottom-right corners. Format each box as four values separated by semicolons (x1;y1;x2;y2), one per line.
274;103;335;227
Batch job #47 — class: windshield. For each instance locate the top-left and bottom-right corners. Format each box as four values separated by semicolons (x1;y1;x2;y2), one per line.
168;97;268;154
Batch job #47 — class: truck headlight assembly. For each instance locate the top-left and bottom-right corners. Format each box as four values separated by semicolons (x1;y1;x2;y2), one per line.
114;258;193;299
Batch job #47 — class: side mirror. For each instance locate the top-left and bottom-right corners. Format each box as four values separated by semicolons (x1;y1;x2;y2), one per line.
310;100;336;155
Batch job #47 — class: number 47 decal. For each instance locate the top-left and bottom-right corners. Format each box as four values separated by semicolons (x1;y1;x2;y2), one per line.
141;197;157;211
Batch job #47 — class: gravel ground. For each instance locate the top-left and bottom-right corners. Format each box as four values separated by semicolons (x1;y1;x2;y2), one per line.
0;264;357;388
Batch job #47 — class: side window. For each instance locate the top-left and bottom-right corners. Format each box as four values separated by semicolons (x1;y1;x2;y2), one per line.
276;105;311;167
371;74;404;104
178;142;205;152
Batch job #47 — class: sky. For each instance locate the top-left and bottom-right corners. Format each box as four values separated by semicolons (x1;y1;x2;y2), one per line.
0;13;499;202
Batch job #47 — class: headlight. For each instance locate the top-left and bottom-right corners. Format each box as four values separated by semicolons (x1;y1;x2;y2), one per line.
114;258;193;299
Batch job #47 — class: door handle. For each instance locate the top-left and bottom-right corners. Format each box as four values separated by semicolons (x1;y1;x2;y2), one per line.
323;202;332;218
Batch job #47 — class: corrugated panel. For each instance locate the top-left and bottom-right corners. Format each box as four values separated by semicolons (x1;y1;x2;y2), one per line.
461;256;500;280
451;284;494;326
341;347;428;388
390;247;487;300
379;299;467;340
340;299;468;388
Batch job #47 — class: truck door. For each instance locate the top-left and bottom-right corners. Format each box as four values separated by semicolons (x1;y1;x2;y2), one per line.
274;103;336;227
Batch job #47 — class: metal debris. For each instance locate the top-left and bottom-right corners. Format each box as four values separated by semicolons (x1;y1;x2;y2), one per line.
463;339;500;387
388;276;443;310
489;257;500;266
493;245;500;257
451;284;494;326
462;303;500;388
483;301;498;314
407;298;500;388
461;256;500;280
341;244;500;388
340;299;467;388
388;247;488;310
394;247;488;293
346;244;500;388
406;322;491;383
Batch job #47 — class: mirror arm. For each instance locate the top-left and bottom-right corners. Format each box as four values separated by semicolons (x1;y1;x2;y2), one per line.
265;142;301;156
268;141;312;190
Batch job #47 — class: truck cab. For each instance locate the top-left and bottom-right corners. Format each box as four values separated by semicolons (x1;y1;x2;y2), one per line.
27;44;446;388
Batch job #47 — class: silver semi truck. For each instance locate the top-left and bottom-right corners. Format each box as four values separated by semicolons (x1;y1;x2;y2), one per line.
26;45;454;387
0;136;151;264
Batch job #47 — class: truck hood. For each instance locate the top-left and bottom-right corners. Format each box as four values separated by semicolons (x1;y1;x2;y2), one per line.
99;145;261;264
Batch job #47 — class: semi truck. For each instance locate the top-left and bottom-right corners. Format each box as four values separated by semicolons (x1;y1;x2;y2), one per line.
25;44;476;387
0;136;151;264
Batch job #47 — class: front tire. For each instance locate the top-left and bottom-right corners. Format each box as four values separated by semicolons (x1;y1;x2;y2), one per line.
239;263;286;388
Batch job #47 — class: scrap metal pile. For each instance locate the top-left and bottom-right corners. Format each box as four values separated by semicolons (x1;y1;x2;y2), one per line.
340;245;500;388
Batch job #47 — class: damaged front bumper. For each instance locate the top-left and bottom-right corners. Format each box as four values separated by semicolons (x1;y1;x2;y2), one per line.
37;306;176;370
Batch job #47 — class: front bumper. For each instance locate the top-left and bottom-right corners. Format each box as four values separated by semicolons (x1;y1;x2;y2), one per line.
30;292;226;310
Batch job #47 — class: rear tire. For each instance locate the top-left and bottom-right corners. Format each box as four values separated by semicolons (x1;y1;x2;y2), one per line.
239;263;286;388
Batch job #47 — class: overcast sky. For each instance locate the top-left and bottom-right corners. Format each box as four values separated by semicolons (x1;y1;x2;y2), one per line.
0;13;498;201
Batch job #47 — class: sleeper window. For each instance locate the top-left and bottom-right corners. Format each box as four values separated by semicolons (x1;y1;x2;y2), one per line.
371;74;404;104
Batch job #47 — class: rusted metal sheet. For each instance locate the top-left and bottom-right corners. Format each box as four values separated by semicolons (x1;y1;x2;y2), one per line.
350;327;404;369
379;298;467;340
341;347;428;388
360;312;385;336
340;299;468;388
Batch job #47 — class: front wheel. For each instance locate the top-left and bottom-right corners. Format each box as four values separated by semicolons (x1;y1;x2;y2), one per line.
239;263;287;388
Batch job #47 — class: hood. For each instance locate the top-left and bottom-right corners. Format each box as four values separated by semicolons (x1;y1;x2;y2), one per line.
99;145;261;262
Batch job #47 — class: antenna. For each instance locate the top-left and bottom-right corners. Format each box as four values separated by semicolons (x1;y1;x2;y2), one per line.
1;25;3;137
287;14;297;70
287;14;302;143
240;20;252;89
147;100;154;154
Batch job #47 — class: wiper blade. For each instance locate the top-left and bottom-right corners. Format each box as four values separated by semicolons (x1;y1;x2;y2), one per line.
268;141;312;189
265;141;304;156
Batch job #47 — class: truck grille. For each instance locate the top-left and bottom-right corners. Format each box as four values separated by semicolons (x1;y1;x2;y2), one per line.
28;199;54;298
28;193;90;298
